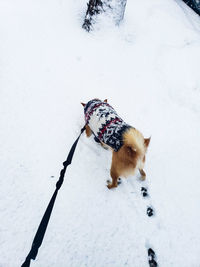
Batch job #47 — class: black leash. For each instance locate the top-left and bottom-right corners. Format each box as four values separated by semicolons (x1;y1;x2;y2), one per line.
21;125;86;267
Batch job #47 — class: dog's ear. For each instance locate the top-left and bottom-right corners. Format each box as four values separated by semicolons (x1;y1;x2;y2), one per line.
104;99;108;103
81;102;86;107
144;137;151;148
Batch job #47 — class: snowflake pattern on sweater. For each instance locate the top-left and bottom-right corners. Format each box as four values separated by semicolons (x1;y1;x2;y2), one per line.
84;99;131;151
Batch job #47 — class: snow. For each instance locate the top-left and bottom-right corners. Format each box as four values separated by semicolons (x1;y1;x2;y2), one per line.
0;0;200;266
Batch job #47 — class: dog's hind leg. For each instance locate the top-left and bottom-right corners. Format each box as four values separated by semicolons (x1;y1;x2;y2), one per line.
139;169;146;181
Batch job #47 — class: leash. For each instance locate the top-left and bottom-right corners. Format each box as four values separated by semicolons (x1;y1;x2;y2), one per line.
21;125;86;267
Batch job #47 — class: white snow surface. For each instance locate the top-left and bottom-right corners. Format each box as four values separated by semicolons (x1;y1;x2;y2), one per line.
1;0;200;266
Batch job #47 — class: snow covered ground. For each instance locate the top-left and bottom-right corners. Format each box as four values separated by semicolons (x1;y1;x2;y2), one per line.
1;0;200;266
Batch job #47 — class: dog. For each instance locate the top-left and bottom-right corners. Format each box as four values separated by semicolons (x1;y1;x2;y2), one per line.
81;99;150;189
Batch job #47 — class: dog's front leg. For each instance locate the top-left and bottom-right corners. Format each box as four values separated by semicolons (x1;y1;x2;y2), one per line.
107;168;118;189
85;125;92;137
100;142;109;150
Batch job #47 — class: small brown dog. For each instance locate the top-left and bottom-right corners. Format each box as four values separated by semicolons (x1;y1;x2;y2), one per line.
81;99;150;189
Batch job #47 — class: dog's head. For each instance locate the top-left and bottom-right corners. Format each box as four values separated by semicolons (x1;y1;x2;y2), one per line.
81;99;108;122
81;98;107;107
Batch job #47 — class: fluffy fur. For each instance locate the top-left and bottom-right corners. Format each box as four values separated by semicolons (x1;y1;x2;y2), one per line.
81;99;150;189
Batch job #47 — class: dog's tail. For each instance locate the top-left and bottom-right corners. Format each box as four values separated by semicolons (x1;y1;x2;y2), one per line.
123;128;145;159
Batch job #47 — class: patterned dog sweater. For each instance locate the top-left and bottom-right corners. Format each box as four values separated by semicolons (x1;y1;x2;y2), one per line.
84;99;131;151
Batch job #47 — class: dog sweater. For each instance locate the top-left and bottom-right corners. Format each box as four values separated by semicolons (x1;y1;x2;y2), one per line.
84;99;131;151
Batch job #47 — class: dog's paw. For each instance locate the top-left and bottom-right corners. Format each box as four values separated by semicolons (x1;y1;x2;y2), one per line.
107;180;118;189
107;178;121;187
107;183;117;189
107;183;113;189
